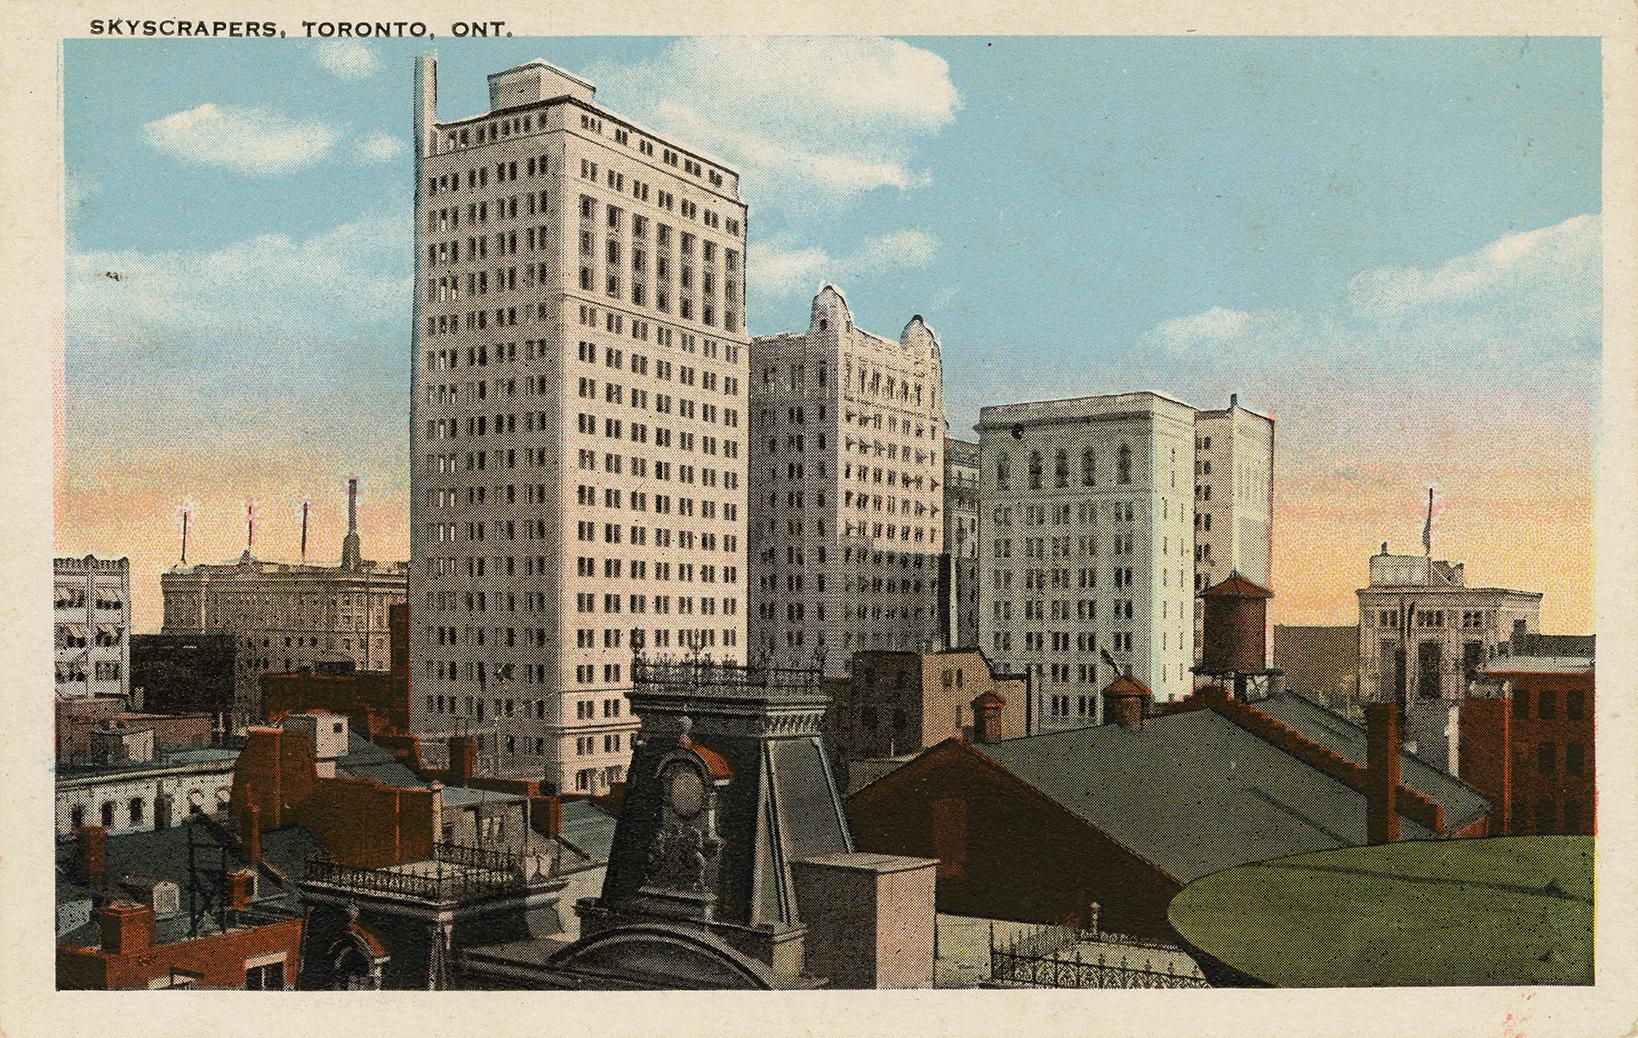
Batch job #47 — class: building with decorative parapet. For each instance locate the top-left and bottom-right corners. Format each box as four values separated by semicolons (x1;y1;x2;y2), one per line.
161;480;406;732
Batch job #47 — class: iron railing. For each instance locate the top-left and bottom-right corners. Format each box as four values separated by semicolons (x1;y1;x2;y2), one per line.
988;924;1209;989
633;656;824;694
989;947;1209;989
305;844;528;902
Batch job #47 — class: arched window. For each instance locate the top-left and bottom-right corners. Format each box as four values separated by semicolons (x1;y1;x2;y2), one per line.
1082;448;1095;486
1054;450;1069;488
101;801;116;827
70;804;86;830
129;797;145;827
1028;452;1044;490
995;452;1011;490
1117;444;1132;485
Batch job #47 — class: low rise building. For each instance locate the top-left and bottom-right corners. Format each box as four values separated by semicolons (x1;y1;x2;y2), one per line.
1463;648;1595;836
55;729;239;838
829;649;1027;762
129;632;237;729
847;680;1488;939
161;481;407;732
55;555;132;703
1356;543;1542;775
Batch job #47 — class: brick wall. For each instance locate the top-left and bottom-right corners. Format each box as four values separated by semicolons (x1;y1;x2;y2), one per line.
58;911;303;990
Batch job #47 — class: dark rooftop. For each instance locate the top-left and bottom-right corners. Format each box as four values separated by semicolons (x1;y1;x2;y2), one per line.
1251;691;1490;832
973;707;1444;883
336;732;427;788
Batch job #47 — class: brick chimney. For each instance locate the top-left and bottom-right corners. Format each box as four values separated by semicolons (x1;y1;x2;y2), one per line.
240;797;263;866
224;868;256;912
1365;702;1402;843
970;691;1006;744
1102;673;1153;729
74;825;108;889
99;900;155;956
447;734;477;784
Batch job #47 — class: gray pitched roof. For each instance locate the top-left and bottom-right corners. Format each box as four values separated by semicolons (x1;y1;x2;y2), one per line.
337;732;427;788
560;800;618;859
976;710;1440;884
1251;692;1491;831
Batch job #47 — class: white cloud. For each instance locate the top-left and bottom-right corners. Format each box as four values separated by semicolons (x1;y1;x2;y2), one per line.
357;132;406;163
750;228;939;302
589;38;960;213
143;103;341;175
1348;213;1599;319
67;211;408;363
313;41;381;81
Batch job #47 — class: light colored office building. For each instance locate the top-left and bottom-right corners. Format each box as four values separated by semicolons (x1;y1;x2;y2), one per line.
976;392;1197;731
55;555;131;703
408;58;750;792
1192;395;1275;664
1357;545;1542;775
749;286;946;672
944;436;980;649
161;481;406;733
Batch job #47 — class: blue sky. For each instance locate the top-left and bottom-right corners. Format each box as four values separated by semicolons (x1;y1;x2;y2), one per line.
60;36;1601;630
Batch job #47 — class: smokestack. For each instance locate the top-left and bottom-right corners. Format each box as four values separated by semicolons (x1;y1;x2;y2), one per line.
340;478;363;570
74;825;108;889
1365;702;1402;844
99;901;155;956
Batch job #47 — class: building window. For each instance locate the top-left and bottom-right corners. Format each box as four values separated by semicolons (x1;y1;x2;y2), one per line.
1537;689;1556;720
1054;449;1069;488
243;958;287;990
995;452;1011;490
101;801;116;827
1538;741;1556;775
129;798;145;827
1081;448;1095;486
1028;452;1043;490
1117;444;1132;484
1566;741;1584;775
1534;796;1556;834
1567;690;1584;721
1512;689;1530;719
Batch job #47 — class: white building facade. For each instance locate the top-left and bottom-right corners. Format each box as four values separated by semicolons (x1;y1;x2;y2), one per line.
749;286;947;672
408;59;749;792
944;437;981;649
55;555;131;703
976;393;1197;731
1192;395;1275;663
1357;546;1542;775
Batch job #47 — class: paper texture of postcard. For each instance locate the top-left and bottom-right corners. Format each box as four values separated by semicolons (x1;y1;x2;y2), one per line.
2;0;1636;1034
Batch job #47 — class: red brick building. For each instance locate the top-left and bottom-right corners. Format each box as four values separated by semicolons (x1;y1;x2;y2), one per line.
260;602;411;738
58;901;305;990
1463;657;1594;835
848;681;1489;938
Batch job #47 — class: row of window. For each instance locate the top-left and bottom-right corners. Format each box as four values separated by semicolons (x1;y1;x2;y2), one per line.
994;446;1134;490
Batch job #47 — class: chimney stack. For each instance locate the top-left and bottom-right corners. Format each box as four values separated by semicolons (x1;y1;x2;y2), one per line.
74;825;108;889
240;798;263;866
447;734;477;784
99;901;155;956
224;868;256;912
1365;702;1401;843
970;691;1006;744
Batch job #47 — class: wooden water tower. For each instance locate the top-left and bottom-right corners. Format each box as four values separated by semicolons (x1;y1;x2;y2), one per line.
1196;573;1280;700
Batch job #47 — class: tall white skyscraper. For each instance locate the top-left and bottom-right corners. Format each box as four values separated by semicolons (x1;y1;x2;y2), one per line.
749;286;947;672
976;393;1198;730
409;58;750;792
1192;394;1276;663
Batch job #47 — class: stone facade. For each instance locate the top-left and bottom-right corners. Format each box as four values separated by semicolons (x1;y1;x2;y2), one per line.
1356;545;1542;775
1191;397;1275;664
749;286;948;672
55;555;131;703
976;392;1198;728
943;437;980;649
408;58;749;792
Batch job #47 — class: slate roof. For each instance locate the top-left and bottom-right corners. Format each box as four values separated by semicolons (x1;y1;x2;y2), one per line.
336;732;427;788
1251;692;1490;832
559;800;618;860
972;709;1442;884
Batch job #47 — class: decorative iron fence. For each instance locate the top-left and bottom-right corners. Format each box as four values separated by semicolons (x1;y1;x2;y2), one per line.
989;946;1209;989
305;853;526;903
633;656;824;694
